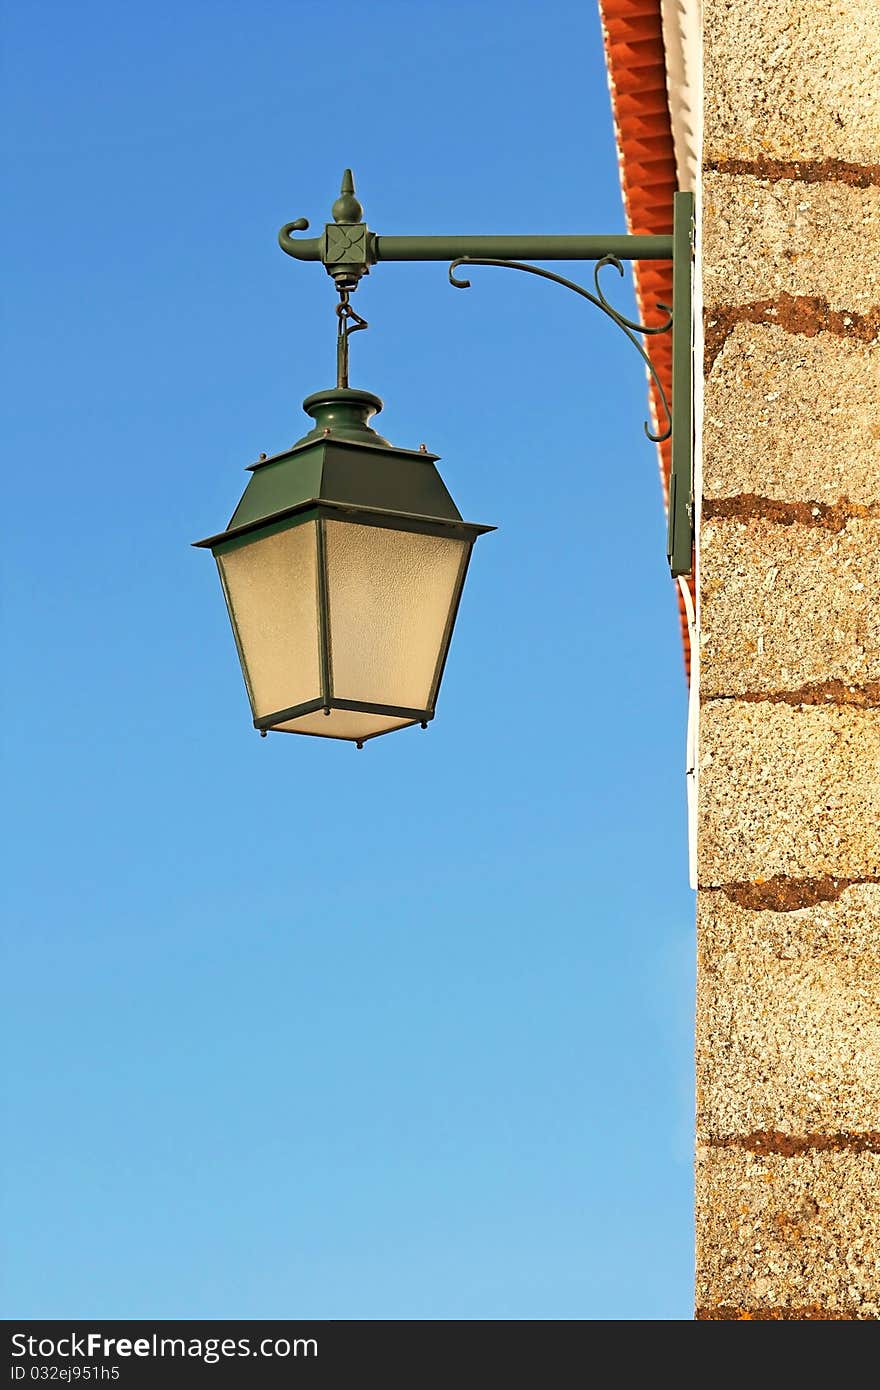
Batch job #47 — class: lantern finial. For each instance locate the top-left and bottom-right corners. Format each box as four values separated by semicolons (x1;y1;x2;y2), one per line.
332;169;364;224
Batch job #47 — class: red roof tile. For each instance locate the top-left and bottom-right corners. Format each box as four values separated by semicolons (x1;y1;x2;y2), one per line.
599;0;693;676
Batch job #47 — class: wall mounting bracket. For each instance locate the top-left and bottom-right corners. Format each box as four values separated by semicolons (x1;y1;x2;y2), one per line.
278;172;695;576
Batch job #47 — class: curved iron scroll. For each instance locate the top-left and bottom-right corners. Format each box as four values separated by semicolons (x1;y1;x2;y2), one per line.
448;255;672;443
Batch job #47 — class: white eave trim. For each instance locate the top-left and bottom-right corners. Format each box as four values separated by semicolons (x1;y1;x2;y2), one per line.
660;0;701;191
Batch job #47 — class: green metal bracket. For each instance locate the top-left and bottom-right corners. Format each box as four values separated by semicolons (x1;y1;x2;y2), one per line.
278;174;695;576
668;192;695;578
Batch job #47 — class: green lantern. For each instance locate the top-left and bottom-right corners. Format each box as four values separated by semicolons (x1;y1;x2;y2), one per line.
195;388;493;747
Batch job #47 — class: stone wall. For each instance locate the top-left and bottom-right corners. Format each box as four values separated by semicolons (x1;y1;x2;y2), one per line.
696;0;880;1319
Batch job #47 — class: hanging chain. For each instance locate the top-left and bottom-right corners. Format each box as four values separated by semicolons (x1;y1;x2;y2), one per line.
335;288;368;389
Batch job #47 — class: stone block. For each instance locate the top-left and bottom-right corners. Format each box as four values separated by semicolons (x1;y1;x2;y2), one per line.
703;173;880;313
696;1145;880;1315
698;701;880;882
704;0;880;164
697;885;880;1137
699;516;880;696
703;323;880;506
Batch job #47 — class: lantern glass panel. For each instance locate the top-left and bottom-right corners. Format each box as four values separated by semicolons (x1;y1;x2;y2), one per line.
217;522;320;719
324;520;468;711
273;710;414;740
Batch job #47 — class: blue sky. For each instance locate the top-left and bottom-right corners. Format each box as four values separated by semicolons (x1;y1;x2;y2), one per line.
2;0;694;1319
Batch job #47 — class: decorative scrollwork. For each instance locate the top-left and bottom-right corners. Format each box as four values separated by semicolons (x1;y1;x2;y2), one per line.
278;218;311;256
591;256;672;336
447;254;672;443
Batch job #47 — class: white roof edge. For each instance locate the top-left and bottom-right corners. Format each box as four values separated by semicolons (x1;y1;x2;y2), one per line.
660;0;702;191
661;0;703;875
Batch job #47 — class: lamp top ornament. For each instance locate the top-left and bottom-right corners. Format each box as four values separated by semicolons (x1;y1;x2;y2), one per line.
279;169;377;294
331;168;364;225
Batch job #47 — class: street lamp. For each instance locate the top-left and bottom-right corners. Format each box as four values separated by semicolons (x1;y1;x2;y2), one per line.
194;386;492;748
196;171;694;748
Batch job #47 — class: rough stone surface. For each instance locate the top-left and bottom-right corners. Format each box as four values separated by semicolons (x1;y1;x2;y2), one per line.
699;517;880;696
703;174;880;312
697;886;880;1138
696;1146;880;1315
703;324;880;506
697;0;880;1323
704;0;880;164
698;701;880;883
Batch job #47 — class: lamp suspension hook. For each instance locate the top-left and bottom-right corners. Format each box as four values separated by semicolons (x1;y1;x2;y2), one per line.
335;287;368;389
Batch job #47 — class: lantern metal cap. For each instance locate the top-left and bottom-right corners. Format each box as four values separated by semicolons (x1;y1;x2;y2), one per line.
193;386;495;552
295;387;391;448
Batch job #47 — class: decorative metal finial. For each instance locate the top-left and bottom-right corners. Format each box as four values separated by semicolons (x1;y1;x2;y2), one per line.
332;169;364;224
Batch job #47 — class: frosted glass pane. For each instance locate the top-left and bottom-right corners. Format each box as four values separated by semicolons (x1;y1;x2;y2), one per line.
324;521;467;709
272;710;413;740
218;523;320;719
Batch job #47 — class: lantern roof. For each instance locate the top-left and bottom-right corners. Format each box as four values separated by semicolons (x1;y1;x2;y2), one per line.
194;388;493;552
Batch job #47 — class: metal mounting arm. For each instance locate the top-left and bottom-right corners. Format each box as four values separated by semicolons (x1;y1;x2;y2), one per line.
278;171;695;576
279;226;675;266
